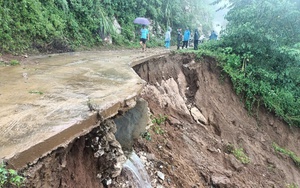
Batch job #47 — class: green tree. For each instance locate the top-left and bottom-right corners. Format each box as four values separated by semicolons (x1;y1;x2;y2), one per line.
217;0;300;126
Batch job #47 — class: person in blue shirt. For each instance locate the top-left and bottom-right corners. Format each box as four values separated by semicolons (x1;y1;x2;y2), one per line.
140;25;150;51
209;30;218;40
182;27;190;49
164;27;172;49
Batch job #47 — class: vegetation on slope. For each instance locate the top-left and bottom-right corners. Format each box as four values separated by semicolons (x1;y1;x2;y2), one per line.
1;0;299;127
0;0;214;53
198;0;300;127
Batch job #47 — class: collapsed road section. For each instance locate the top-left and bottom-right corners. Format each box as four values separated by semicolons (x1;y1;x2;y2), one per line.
0;49;168;187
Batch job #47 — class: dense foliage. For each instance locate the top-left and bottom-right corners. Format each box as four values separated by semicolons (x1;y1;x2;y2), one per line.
0;162;25;187
202;0;300;126
0;0;214;53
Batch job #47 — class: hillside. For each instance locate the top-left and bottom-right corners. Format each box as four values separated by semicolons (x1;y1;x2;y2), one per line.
129;53;300;187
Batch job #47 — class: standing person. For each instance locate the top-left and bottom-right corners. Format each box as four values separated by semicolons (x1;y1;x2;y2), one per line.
209;30;218;40
140;25;150;51
182;27;190;49
177;28;182;50
164;27;172;49
193;28;200;50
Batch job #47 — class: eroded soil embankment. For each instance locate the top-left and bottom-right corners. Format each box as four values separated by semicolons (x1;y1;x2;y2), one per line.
22;119;126;188
132;53;300;187
20;53;300;188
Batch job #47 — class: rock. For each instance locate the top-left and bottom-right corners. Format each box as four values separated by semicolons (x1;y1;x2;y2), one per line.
116;155;127;163
140;155;148;164
113;17;121;34
157;171;165;181
207;147;218;153
104;178;112;185
190;107;208;125
94;150;104;158
105;132;115;142
227;155;243;171
166;142;173;150
156;184;164;188
110;140;122;149
211;174;232;188
146;153;156;161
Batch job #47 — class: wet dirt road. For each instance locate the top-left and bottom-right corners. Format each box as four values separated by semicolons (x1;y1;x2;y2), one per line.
0;49;169;169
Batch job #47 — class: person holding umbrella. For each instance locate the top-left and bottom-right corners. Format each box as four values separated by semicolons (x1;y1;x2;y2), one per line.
140;25;150;51
134;17;151;52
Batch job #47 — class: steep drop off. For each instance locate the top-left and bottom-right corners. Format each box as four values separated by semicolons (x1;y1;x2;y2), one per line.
131;53;300;187
21;53;300;188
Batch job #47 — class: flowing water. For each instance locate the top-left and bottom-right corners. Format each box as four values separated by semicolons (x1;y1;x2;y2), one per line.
122;152;152;188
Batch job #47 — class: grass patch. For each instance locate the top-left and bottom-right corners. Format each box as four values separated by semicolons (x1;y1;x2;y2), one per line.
286;183;299;188
9;60;20;66
141;131;151;141
273;142;300;167
151;114;168;125
153;125;164;135
226;144;250;164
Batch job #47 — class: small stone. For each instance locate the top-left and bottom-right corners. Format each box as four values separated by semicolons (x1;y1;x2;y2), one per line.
166;142;172;150
94;150;105;158
211;175;231;187
156;184;164;188
110;140;122;149
105;132;115;142
105;179;112;185
167;178;171;184
146;153;156;161
157;171;165;181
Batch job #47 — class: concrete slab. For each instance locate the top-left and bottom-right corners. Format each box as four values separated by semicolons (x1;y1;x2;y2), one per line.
0;49;169;169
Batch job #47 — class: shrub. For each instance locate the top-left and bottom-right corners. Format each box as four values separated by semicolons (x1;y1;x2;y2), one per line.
226;144;250;164
0;162;25;187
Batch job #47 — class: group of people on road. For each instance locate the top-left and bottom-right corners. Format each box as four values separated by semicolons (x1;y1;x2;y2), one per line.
139;24;218;51
176;27;218;50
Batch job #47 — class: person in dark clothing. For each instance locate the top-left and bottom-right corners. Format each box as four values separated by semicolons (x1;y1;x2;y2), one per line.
193;28;200;50
177;28;182;50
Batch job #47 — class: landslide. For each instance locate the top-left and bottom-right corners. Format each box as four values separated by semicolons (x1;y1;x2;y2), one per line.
132;53;300;187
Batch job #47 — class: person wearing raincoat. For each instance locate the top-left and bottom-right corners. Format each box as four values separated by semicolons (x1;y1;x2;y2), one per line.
164;27;172;49
182;27;190;49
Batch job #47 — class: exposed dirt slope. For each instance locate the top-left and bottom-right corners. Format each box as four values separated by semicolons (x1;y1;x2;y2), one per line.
132;53;300;187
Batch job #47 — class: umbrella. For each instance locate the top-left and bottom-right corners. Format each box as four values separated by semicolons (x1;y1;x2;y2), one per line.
133;17;151;25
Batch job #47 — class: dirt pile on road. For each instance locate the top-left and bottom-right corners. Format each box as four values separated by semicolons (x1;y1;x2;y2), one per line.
131;53;300;187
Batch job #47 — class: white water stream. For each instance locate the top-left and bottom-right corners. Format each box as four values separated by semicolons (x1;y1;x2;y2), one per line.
122;152;152;188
